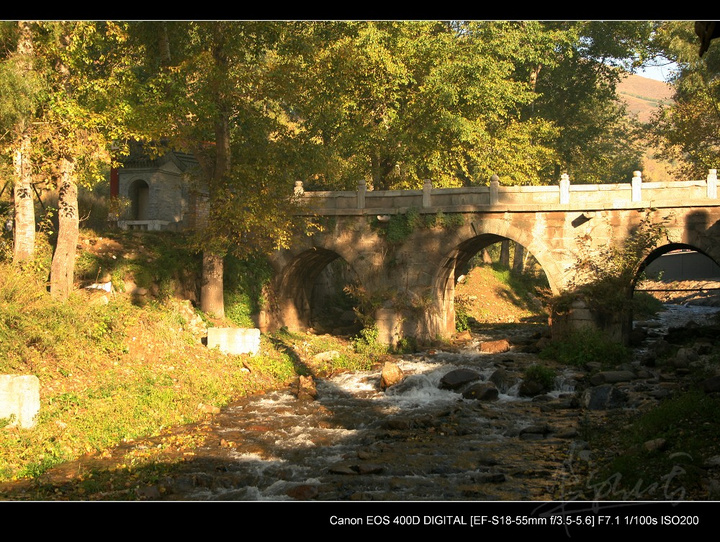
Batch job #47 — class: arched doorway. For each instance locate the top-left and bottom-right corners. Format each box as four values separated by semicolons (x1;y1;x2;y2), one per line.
128;179;150;220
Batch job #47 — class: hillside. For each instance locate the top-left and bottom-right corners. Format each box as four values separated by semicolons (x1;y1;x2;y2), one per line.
618;73;674;123
617;73;677;182
454;263;549;327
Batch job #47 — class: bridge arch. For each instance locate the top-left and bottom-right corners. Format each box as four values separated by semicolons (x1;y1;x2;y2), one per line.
265;246;363;334
635;242;720;294
431;220;553;337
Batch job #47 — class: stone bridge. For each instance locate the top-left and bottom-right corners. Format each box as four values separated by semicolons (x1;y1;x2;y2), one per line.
262;170;720;345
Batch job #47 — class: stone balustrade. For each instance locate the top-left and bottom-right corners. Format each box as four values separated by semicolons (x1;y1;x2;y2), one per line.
295;169;720;215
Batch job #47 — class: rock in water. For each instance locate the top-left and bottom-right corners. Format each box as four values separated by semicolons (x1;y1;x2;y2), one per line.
380;362;404;390
296;375;317;400
439;368;481;390
462;382;499;401
479;339;511;353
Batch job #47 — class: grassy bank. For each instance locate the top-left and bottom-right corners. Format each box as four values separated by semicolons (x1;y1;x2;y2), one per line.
0;239;374;487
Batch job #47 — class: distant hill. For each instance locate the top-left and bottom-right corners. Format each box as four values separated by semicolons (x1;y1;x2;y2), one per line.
617;73;677;181
618;73;674;123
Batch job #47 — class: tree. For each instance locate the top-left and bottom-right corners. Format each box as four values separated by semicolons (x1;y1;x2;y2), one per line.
271;21;655;190
272;21;564;190
35;22;140;299
127;21;306;318
0;21;43;264
649;21;720;178
528;21;657;183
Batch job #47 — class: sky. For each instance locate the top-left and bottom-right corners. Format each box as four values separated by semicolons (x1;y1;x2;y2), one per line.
636;58;678;82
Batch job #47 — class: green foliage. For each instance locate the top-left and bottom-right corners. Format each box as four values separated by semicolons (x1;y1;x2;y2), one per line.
540;327;632;367
632;291;666;319
223;253;273;328
394;335;418;354
423;211;465;230
274;20;649;189
455;296;472;332
0;47;45;131
523;364;556;390
0;258;298;483
352;325;389;356
373;208;465;245
378;208;421;244
649;21;720;177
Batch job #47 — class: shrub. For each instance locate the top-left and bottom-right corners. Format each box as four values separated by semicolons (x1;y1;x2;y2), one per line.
539;327;631;367
632;291;666;319
524;364;556;390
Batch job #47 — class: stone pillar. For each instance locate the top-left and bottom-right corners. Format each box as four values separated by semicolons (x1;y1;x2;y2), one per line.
0;375;40;429
631;171;642;202
422;180;432;208
489;174;499;205
559;173;570;205
293;181;304;200
375;307;400;346
708;169;717;199
207;327;261;356
357;180;366;209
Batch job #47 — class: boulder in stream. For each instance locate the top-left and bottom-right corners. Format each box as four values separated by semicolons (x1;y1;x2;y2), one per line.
439;368;481;391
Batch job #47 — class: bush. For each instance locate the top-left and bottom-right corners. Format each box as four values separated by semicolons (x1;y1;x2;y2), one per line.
632;291;666;319
523;364;556;390
539;327;631;367
352;325;389;356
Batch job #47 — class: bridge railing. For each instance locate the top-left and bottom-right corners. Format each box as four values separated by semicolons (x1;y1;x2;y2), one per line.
294;169;719;215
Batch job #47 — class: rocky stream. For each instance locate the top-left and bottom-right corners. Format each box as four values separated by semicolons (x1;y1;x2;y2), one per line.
105;302;720;504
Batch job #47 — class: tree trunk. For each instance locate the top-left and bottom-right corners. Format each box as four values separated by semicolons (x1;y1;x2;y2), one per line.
201;251;224;317
12;21;35;264
499;240;510;268
50;158;79;300
513;243;525;274
198;22;232;319
13;133;35;263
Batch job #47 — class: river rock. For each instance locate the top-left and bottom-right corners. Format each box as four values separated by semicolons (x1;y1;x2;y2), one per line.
296;375;317;400
582;385;628;410
286;484;320;500
439;368;481;390
517;379;547;397
519;423;552;440
644;438;667;452
462;382;499;401
311;350;341;363
588;370;636;385
479;339;511;353
489;368;514;394
380;362;404;390
700;375;720;394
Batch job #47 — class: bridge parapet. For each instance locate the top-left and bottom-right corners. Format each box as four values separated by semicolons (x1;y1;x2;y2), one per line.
296;169;719;215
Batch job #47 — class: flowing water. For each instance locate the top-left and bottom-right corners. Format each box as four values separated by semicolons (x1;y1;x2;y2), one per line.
148;303;720;502
154;324;587;501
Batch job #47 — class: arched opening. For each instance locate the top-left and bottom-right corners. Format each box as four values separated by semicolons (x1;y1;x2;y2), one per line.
273;248;362;335
635;242;720;306
128;179;150;220
435;234;550;335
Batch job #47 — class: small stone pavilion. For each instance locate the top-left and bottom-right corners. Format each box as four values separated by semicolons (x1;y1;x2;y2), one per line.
110;150;204;232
